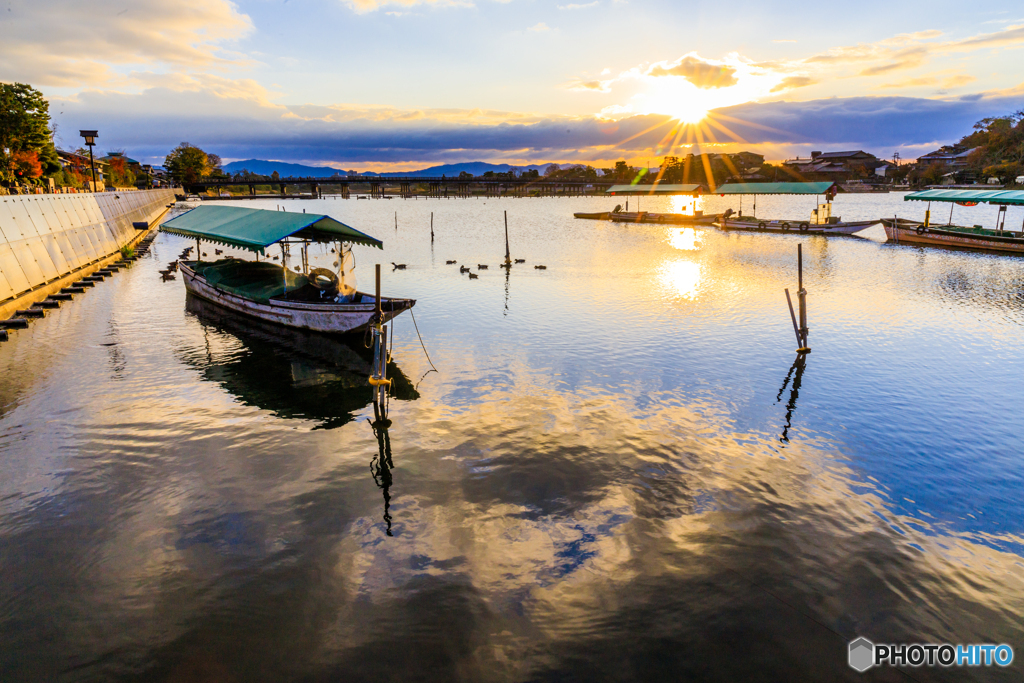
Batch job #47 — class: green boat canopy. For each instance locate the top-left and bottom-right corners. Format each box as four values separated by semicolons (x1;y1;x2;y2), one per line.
606;183;701;196
715;182;838;196
904;189;1024;206
160;205;383;254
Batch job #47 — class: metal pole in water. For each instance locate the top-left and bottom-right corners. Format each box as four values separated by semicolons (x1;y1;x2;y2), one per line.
796;244;810;354
430;212;434;241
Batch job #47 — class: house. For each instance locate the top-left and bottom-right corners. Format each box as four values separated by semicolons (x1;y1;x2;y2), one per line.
916;146;977;168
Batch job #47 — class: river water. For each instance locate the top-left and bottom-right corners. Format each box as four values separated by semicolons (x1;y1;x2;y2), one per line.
1;194;1022;682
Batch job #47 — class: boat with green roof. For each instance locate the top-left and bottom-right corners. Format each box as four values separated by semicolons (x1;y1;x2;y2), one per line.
882;189;1024;253
161;205;415;334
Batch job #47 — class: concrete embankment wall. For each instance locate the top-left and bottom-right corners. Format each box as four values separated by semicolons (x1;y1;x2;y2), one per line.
0;189;176;314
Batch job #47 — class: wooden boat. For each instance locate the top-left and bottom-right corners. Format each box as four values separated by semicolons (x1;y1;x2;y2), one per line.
713;182;878;235
162;205;414;335
573;210;717;224
609;211;719;225
884;189;1024;254
881;218;1024;253
717;217;880;235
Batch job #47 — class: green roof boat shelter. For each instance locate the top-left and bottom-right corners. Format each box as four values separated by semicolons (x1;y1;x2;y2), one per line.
905;189;1024;232
904;189;1024;206
605;183;702;196
715;182;838;199
161;205;383;254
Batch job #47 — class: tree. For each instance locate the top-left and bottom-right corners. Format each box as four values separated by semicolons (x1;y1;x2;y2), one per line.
0;83;56;185
106;154;136;188
164;142;212;185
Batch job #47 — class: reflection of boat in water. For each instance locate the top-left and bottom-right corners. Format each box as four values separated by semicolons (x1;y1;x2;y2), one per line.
882;189;1024;254
184;294;418;429
163;205;415;335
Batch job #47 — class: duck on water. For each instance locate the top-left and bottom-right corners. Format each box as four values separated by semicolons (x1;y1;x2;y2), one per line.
161;205;415;335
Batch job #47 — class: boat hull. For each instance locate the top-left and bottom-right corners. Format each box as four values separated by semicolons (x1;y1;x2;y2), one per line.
608;212;718;224
180;262;414;334
717;218;879;235
881;220;1024;254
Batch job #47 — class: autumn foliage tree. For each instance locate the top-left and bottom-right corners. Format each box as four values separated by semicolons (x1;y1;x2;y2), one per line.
164;142;213;185
0;82;60;186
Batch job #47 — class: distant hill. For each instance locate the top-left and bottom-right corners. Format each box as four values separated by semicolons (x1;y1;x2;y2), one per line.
222;159;551;178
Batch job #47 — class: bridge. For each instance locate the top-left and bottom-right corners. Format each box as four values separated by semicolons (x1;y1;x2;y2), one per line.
184;175;620;199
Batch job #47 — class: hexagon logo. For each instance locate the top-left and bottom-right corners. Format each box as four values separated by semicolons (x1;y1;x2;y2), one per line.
848;637;874;672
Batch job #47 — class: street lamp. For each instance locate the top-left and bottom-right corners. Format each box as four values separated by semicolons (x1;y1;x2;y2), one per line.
79;130;98;192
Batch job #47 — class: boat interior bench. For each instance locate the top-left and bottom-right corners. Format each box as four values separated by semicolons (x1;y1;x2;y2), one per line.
197;259;311;303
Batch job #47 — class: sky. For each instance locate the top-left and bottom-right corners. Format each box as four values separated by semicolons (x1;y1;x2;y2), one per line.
2;0;1023;170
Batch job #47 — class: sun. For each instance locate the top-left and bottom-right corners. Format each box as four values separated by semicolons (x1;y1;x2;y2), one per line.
640;85;710;124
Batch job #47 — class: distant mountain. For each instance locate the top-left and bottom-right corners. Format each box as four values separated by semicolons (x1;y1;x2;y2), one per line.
222;159;551;178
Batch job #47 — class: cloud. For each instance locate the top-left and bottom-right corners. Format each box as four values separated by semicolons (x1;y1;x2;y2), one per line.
646;55;739;89
558;1;598;8
804;24;1024;80
48;84;1024;169
0;0;251;87
948;24;1024;50
528;22;551;32
341;0;472;13
568;80;612;93
773;40;797;43
857;47;929;76
770;76;817;93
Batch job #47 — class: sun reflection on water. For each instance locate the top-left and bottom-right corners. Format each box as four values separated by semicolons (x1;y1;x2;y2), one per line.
668;227;703;252
660;259;702;299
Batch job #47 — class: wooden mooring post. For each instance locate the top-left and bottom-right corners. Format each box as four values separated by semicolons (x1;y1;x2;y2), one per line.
369;264;391;406
784;244;811;354
504;210;511;266
430;212;434;242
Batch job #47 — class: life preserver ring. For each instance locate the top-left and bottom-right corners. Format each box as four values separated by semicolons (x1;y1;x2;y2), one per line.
781;222;791;231
757;222;767;231
915;226;926;235
309;267;339;293
799;222;810;232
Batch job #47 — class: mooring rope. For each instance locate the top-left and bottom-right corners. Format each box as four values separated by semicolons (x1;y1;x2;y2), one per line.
409;307;438;373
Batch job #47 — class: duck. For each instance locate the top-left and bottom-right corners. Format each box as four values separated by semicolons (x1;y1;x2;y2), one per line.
499;262;511;269
477;264;488;270
515;258;526;263
446;260;457;265
392;262;407;270
534;265;547;269
468;272;479;279
459;265;470;273
272;255;279;260
215;249;223;255
202;252;207;257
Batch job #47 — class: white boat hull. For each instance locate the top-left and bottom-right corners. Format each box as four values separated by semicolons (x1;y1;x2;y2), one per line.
180;262;414;334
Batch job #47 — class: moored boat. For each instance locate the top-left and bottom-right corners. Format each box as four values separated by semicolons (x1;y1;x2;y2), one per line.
712;182;878;236
884;189;1024;254
718;217;880;235
162;205;414;334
